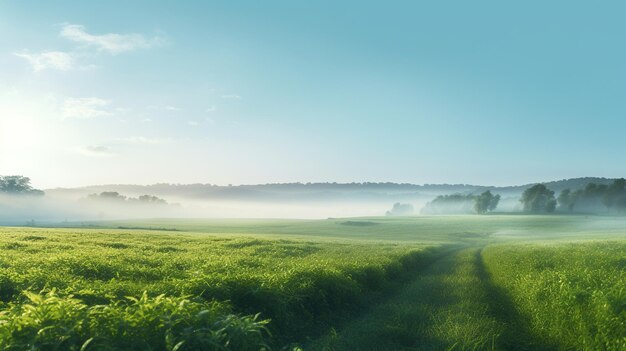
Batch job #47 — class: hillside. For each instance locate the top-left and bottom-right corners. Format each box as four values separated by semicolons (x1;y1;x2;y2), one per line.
45;177;618;202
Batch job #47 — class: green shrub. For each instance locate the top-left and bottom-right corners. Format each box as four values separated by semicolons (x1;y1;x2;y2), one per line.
0;290;270;351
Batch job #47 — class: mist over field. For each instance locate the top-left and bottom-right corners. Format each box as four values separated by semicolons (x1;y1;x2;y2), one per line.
0;177;620;223
2;2;626;350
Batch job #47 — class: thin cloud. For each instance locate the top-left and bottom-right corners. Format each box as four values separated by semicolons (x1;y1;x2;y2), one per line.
14;51;75;71
78;145;113;157
187;120;199;126
205;106;217;113
63;97;112;119
60;24;164;54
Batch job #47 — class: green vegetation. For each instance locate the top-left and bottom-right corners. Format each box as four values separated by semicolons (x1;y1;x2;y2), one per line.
0;291;269;351
0;216;625;350
520;184;557;213
0;227;436;349
474;191;500;214
421;191;500;215
558;178;626;214
80;215;626;242
309;248;502;350
0;175;43;195
483;242;626;350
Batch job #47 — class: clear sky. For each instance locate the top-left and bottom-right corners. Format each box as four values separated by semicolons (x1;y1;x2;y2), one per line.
1;1;625;189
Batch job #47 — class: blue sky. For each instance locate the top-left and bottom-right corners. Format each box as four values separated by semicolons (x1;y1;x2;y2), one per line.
1;1;625;188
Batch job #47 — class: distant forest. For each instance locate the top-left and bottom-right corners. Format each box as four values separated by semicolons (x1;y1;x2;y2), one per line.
422;178;626;215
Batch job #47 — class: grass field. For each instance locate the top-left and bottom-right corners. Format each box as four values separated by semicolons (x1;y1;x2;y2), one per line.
1;215;625;350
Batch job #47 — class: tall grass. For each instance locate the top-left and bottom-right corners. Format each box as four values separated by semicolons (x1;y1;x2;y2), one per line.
0;227;435;348
0;290;269;350
482;241;626;350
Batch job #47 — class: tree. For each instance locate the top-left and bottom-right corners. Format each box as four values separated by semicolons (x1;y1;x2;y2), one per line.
520;184;556;213
0;176;44;195
603;178;626;212
557;189;574;212
561;179;626;213
474;191;500;214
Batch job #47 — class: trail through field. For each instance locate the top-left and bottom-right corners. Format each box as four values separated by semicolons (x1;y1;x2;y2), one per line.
307;247;556;351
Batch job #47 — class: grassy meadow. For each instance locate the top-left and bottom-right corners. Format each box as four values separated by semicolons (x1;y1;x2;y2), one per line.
0;215;624;350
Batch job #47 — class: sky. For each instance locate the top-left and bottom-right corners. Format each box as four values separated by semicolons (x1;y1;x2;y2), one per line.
1;1;626;189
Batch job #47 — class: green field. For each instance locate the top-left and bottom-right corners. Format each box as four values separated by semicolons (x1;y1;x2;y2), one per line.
1;215;625;350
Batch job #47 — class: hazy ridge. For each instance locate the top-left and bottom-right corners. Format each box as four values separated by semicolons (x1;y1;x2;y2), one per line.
45;177;616;202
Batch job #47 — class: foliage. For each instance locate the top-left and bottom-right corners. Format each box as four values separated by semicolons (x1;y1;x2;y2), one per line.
483;242;626;350
558;178;626;213
0;290;269;351
310;248;502;350
1;218;625;349
520;184;556;213
422;191;500;214
0;227;431;348
0;175;44;195
557;188;573;212
473;191;500;214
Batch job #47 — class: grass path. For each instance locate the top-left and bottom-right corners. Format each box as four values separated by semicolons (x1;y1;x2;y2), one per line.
307;247;552;351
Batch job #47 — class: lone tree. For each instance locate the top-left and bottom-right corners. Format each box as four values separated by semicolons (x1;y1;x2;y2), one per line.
0;176;44;195
474;190;501;214
520;184;556;213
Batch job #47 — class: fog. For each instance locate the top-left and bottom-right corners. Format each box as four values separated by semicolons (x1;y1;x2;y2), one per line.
2;178;622;223
0;192;430;224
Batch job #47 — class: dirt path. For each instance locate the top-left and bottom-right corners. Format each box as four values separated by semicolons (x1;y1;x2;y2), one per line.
306;247;509;350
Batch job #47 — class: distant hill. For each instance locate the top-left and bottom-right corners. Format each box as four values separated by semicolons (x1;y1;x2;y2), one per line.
45;177;620;203
2;177;620;222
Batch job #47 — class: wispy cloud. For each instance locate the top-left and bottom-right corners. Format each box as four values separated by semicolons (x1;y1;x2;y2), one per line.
187;120;199;126
221;94;242;100
205;105;217;113
63;97;112;119
60;24;164;54
165;106;181;111
78;145;113;157
14;51;75;71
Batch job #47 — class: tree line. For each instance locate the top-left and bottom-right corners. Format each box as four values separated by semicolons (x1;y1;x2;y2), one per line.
87;192;169;205
519;178;626;214
421;191;500;215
